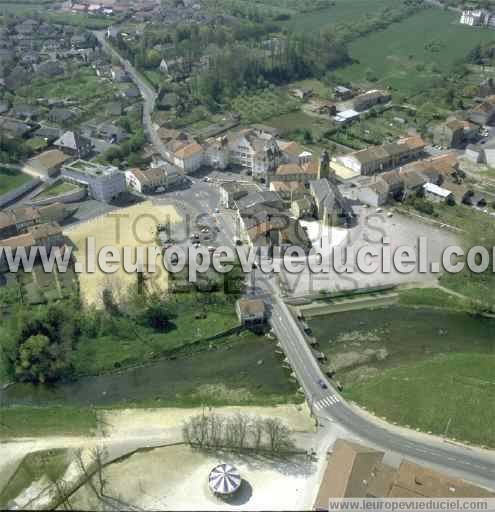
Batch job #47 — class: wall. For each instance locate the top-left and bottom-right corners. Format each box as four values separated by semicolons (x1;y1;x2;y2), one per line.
0;177;41;209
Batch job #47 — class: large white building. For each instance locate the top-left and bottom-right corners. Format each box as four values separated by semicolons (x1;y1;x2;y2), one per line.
126;165;180;194
62;160;126;202
228;129;282;179
460;9;495;28
173;142;204;174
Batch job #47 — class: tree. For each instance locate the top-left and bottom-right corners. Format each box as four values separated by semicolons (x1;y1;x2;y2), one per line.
141;300;171;331
263;418;293;452
15;334;66;383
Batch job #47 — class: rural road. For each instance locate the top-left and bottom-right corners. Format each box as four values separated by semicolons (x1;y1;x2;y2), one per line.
93;31;174;165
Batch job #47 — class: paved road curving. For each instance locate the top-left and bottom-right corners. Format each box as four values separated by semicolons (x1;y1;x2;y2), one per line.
265;277;495;490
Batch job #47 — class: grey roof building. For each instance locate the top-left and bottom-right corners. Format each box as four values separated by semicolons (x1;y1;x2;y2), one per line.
61;160;126;202
310;178;354;226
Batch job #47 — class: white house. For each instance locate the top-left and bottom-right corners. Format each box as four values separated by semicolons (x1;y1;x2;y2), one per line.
205;137;230;170
173;142;204;174
228;129;281;180
126;166;180;194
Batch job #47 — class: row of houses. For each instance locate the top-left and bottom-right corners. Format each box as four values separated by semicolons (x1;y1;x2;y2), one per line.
158;125;314;180
336;136;426;176
0;203;73;273
0;222;66;273
222;153;355;255
313;439;494;510
357;153;458;206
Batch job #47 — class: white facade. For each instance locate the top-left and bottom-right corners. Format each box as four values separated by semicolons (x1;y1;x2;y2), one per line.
173;144;204;174
62;160;126;202
205;139;230;170
229;132;281;179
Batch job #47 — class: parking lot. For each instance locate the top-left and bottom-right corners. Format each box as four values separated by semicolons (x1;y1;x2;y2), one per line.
278;207;460;297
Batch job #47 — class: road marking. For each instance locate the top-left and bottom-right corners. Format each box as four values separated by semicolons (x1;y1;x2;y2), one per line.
314;395;341;410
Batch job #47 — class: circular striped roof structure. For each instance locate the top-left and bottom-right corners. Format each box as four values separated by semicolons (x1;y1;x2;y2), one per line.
208;464;241;495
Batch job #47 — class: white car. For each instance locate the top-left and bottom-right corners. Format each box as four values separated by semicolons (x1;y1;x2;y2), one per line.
376;208;383;213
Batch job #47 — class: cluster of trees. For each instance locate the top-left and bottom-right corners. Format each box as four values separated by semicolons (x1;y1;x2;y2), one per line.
2;301;79;384
320;0;425;47
0;136;33;164
0;288;176;384
98;110;146;168
182;411;295;453
191;35;349;111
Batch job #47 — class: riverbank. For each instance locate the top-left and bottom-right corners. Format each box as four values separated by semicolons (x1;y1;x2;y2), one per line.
308;296;495;448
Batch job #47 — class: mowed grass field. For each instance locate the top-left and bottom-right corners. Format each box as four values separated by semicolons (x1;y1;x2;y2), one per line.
309;305;495;447
0;168;32;195
280;0;399;32
337;8;495;96
346;354;495;448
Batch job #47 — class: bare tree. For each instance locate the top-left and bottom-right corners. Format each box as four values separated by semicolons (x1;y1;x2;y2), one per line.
234;413;250;449
207;413;224;448
251;418;265;451
263;418;293;453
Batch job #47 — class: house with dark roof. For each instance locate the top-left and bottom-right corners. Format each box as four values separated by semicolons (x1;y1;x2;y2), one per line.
433;117;478;149
54;131;93;159
310;178;354;226
0;116;33;138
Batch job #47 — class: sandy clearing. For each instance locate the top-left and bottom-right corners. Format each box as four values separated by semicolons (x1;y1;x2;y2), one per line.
64;201;180;306
69;444;320;511
299;219;348;259
98;404;315;438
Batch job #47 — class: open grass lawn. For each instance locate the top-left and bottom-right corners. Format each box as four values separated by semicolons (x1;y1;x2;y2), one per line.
336;8;495;97
310;305;495;446
16;67;117;105
2;331;300;409
265;110;330;139
280;0;399;32
0;407;97;438
25;137;48;152
72;301;239;376
37;180;81;199
229;89;299;124
413;203;495;306
398;288;470;311
0;168;32;195
338;108;412;146
346;353;495;448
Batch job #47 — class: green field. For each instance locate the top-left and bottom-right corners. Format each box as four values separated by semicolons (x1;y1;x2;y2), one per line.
309;305;495;446
398;288;469;312
36;180;81;199
15;67;118;115
280;0;399;32
229;89;300;124
72;301;240;376
336;8;495;97
346;354;495;447
0;168;32;195
2;331;300;409
0;407;97;438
